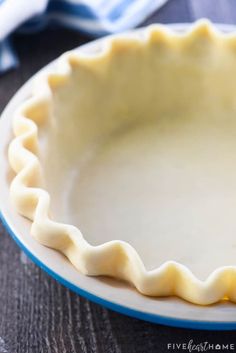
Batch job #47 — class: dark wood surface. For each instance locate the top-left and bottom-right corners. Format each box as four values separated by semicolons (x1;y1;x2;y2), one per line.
1;1;236;352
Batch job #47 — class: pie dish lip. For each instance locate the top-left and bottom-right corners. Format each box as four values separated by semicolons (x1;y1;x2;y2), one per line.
3;22;236;327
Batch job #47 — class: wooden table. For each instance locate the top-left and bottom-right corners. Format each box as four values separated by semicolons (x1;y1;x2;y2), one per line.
1;0;236;352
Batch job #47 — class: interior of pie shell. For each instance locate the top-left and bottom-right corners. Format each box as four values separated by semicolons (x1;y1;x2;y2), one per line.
40;34;236;280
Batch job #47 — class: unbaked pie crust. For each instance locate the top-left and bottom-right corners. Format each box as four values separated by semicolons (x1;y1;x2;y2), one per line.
8;20;236;305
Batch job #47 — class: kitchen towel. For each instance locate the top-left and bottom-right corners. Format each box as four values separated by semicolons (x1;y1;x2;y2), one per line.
0;0;168;73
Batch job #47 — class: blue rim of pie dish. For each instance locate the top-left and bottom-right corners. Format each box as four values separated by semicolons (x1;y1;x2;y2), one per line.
2;23;236;331
1;210;236;331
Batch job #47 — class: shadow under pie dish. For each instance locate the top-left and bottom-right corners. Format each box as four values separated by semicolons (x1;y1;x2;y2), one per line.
8;20;236;305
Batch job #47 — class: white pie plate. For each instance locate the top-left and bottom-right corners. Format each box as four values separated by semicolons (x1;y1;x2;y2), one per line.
1;23;236;330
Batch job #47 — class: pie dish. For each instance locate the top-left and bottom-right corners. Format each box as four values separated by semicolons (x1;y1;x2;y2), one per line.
8;20;236;305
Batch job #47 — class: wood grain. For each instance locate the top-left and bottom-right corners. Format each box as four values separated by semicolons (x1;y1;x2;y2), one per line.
1;1;236;352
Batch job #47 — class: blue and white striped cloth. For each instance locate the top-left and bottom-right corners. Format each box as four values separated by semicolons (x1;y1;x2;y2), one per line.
0;0;168;73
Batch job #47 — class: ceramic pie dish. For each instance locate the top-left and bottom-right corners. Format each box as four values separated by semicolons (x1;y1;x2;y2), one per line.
5;20;236;309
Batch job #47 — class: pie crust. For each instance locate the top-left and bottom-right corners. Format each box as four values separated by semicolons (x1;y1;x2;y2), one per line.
8;20;236;305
